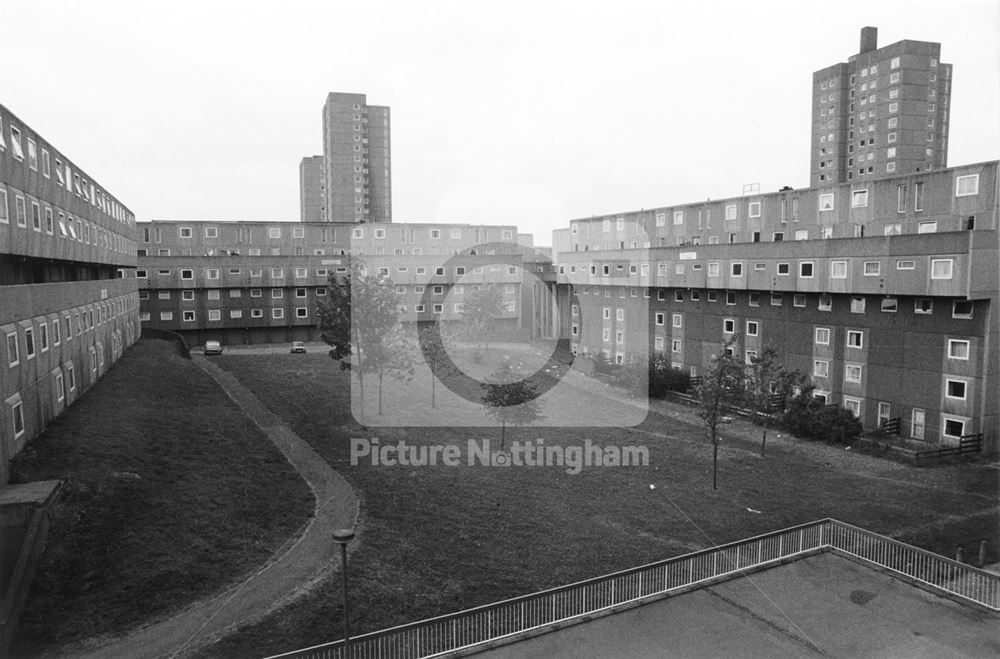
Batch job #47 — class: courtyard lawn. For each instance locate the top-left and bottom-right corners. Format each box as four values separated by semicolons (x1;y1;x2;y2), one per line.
9;339;315;657
197;352;999;658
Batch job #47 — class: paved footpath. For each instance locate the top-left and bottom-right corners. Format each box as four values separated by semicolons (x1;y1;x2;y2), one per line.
64;355;359;659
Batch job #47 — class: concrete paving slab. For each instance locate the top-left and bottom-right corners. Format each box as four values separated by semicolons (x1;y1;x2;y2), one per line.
477;553;1000;658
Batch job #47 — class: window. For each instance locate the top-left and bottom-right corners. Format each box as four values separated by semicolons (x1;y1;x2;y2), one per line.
296;308;308;318
24;328;35;359
9;125;24;160
671;339;681;353
910;298;932;315
725;291;736;305
10;398;25;438
955;174;979;197
725;205;737;220
748;202;761;217
39;324;48;352
731;263;743;277
815;328;830;345
204;226;218;238
953;301;973;319
746;321;758;336
851;190;868;207
672;313;682;328
943;419;965;439
896;260;915;270
748;292;760;307
269;227;282;239
673;211;683;225
946;380;967;400
799;262;814;278
850;297;866;313
708;262;720;277
819;194;834;211
830;260;848;279
723;318;735;334
616;308;625;322
251;309;263;318
793;294;806;307
914;182;924;211
945;339;970;361
6;332;19;367
843;398;861;417
707;291;718;302
818;295;832;311
813;360;829;377
160;311;173;321
930;259;953;279
881;298;898;313
918;221;937;234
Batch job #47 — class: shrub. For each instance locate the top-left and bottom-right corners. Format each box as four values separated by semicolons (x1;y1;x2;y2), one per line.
648;353;690;398
781;388;863;443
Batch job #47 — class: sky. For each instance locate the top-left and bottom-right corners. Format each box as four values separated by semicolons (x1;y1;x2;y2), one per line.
2;0;998;245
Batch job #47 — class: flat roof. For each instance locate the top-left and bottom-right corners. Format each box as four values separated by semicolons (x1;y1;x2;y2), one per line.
476;553;1000;658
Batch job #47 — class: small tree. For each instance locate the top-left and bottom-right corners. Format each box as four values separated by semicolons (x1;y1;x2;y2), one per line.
461;284;504;355
367;325;415;415
695;337;744;490
743;347;801;457
481;358;545;450
316;259;403;415
418;324;458;409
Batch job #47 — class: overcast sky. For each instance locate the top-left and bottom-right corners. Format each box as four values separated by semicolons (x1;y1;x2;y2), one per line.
3;0;998;245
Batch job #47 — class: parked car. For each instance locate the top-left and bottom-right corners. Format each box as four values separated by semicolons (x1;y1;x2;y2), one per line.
290;341;307;354
204;340;223;356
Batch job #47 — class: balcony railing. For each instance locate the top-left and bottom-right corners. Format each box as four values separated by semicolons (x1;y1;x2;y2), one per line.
263;519;998;659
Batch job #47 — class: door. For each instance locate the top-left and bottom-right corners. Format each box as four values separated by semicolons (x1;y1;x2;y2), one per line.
878;402;891;428
911;409;925;440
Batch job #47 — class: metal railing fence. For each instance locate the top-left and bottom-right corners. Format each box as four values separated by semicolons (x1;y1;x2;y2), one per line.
266;519;998;659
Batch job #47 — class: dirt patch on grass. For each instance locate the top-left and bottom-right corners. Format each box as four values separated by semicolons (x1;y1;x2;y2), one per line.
9;339;314;657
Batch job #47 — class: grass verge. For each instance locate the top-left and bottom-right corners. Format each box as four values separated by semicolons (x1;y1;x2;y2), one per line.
9;339;314;657
197;353;998;658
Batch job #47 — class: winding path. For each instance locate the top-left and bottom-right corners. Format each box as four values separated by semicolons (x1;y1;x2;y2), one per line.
66;355;360;659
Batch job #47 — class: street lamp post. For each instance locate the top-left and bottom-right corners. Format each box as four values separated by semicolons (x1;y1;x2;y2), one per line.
332;528;355;650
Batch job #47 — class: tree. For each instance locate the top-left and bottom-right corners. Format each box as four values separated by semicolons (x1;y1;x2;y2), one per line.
481;358;545;450
743;346;802;457
695;337;744;490
460;284;504;355
367;325;415;415
418;324;458;409
316;259;404;416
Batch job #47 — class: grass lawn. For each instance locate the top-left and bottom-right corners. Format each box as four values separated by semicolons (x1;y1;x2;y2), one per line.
198;352;999;658
9;339;314;657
